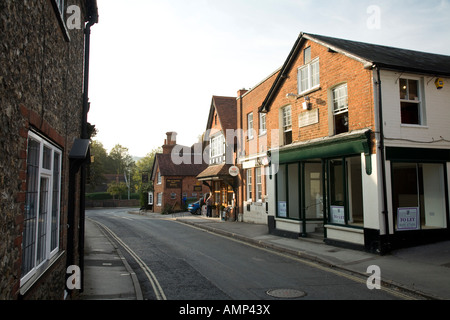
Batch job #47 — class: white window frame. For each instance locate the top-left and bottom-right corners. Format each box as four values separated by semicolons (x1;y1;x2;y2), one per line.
259;112;266;135
157;171;162;185
256;167;262;202
246;169;253;201
53;0;65;18
333;84;348;115
399;77;424;125
210;133;225;164
21;131;62;285
247;112;254;139
298;58;320;94
157;193;163;206
148;192;154;205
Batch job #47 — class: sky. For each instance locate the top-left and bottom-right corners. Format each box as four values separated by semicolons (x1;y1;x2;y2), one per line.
88;0;450;157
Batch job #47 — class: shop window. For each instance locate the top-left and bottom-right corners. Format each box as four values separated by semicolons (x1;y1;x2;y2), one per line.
392;163;447;231
276;165;287;218
399;78;423;125
276;164;300;220
328;156;363;227
333;84;349;135
304;162;323;219
287;164;300;219
21;132;62;283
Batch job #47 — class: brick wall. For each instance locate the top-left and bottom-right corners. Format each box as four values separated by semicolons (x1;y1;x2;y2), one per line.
0;0;90;299
153;175;209;213
264;39;376;151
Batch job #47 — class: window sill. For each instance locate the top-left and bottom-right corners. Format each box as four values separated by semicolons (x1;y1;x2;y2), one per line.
298;86;321;97
400;124;429;129
20;250;66;296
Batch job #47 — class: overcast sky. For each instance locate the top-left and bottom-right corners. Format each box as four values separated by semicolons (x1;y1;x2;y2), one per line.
88;0;450;157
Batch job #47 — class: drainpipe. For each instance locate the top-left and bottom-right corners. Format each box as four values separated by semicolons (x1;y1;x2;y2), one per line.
375;66;390;254
79;2;98;292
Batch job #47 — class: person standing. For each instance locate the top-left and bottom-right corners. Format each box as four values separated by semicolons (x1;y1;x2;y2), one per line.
206;193;213;217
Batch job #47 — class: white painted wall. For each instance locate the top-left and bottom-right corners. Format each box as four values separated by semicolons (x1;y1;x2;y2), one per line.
380;70;450;149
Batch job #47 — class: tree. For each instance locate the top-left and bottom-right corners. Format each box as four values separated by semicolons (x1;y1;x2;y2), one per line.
87;140;108;192
133;147;162;207
107;181;128;200
108;144;134;175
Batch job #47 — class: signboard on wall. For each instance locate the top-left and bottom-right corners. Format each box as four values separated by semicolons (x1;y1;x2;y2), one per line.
397;207;420;231
166;179;181;189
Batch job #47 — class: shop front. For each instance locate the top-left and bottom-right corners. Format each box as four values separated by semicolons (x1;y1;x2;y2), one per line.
386;147;450;247
197;163;238;220
271;129;375;250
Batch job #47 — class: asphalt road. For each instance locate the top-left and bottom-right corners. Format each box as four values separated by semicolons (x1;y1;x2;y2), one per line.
86;208;405;300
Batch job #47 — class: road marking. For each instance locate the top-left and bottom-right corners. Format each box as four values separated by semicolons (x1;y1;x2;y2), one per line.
89;218;167;300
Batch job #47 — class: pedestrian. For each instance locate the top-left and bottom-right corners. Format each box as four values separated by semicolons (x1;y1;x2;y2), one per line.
206;193;212;217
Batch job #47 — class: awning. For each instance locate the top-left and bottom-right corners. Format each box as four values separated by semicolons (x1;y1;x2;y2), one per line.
273;129;373;175
197;163;232;181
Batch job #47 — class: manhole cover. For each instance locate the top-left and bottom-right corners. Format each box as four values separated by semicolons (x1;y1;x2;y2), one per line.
266;289;306;299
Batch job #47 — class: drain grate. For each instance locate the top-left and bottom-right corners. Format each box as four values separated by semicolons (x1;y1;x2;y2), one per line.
266;289;306;299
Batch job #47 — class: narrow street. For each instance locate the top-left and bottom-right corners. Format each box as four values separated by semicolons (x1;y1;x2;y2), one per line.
86;208;410;300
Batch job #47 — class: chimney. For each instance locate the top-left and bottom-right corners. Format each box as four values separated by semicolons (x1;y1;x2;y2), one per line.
162;131;177;154
237;88;248;99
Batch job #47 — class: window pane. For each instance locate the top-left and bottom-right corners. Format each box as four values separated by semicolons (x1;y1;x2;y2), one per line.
277;165;287;218
43;146;52;170
347;157;363;226
300;68;309;92
311;61;320;87
22;138;41;275
333;84;348;114
401;102;420;125
422;164;447;229
37;177;49;265
304;47;311;64
392;163;419;231
329;159;345;224
399;79;408;100
304;163;323;219
334;112;349;135
288;164;300;219
408;79;419;101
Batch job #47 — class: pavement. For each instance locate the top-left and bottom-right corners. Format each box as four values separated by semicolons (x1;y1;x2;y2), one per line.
81;210;450;300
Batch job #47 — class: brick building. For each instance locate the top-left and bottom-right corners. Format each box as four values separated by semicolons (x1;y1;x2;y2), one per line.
151;132;208;213
254;32;450;252
0;0;98;299
197;96;239;218
236;69;280;224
